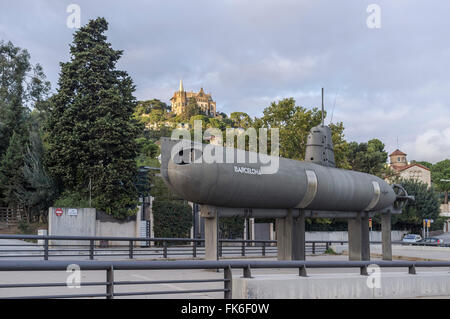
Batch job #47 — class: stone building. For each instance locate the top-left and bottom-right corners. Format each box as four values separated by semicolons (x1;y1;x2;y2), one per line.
170;79;216;117
385;149;431;187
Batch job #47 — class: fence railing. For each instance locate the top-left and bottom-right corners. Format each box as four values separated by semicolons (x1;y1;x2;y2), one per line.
0;234;447;261
0;208;25;226
0;259;449;299
0;234;337;260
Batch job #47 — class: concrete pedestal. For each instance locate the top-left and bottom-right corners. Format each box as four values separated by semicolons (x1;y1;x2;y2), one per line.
381;212;392;261
232;272;450;299
276;209;305;260
200;205;218;261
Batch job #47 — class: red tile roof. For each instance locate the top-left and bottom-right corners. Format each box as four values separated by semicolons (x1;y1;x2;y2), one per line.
389;149;407;156
392;163;430;172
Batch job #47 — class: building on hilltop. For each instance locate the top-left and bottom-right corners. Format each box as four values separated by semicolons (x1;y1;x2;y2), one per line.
170;79;217;117
385;149;431;187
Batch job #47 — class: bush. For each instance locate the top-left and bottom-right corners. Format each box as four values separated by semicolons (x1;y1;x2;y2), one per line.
152;200;192;239
219;217;245;239
53;190;95;208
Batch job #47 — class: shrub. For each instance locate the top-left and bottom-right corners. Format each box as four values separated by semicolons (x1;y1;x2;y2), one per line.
152;200;192;239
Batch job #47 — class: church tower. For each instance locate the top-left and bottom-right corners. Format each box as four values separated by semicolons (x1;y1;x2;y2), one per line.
389;149;408;169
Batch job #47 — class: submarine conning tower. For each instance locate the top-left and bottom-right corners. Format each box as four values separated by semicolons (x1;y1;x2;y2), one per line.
304;124;336;167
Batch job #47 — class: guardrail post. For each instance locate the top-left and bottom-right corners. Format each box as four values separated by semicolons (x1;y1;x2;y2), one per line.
163;241;168;258
89;240;94;260
129;240;134;259
325;242;329;251
224;265;232;299
299;266;307;277
241;241;245;257
219;241;223;257
360;265;368;276
193;240;197;258
262;242;266;256
44;238;49;261
243;265;252;278
106;266;114;299
312;242;316;255
408;265;416;275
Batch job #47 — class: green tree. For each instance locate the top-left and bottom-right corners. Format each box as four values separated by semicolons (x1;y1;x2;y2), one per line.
45;18;141;218
431;159;450;204
16;121;56;221
392;178;440;233
411;160;433;170
135;99;170;115
152;200;193;239
260;98;348;167
230;112;252;128
135;137;159;167
0;132;26;207
0;41;50;159
346;139;388;177
182;98;204;121
0;41;51;211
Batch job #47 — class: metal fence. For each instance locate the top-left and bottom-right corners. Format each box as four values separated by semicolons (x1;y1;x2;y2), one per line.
0;208;25;226
0;234;337;260
0;259;449;299
0;234;448;261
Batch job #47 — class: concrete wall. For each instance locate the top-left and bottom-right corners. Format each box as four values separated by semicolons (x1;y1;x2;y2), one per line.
95;220;137;246
48;207;96;245
48;206;142;246
304;231;407;242
233;272;450;299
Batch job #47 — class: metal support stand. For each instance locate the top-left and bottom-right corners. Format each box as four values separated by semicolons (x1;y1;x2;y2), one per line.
361;213;370;261
276;209;306;260
348;215;362;261
382;212;392;261
348;213;370;261
201;205;218;261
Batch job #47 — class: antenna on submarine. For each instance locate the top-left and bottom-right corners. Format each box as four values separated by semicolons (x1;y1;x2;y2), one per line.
321;87;325;127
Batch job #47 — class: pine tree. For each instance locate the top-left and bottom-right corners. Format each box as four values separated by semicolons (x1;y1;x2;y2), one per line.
45;18;141;218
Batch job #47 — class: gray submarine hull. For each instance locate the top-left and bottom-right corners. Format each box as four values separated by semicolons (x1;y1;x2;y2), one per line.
160;137;398;214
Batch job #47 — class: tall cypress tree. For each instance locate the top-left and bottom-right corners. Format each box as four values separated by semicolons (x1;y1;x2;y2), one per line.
45;18;141;218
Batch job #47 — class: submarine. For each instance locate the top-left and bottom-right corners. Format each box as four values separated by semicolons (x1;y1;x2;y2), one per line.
159;93;411;216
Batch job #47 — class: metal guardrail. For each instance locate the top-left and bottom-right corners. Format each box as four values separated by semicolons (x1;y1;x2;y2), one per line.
0;259;449;299
0;234;336;260
0;234;447;261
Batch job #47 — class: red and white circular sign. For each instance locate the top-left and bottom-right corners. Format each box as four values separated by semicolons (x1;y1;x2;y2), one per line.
55;208;63;216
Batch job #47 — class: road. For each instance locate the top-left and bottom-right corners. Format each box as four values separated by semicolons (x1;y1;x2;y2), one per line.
0;254;449;299
332;243;450;261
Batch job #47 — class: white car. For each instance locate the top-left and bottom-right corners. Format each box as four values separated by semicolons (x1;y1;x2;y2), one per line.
402;234;422;244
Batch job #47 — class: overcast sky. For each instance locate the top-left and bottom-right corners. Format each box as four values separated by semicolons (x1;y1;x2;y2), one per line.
1;0;449;163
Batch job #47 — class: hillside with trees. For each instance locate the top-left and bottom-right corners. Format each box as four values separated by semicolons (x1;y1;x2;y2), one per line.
0;17;447;236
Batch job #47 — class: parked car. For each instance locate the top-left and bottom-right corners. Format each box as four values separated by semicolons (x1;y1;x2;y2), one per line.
415;237;445;245
402;234;422;244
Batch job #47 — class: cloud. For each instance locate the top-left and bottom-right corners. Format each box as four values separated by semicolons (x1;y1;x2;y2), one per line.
1;0;449;162
403;128;450;164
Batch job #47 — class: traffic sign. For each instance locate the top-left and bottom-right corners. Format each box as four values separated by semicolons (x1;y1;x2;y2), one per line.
55;208;63;217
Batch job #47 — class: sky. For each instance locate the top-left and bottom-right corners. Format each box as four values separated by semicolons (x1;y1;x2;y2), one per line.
1;0;449;163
